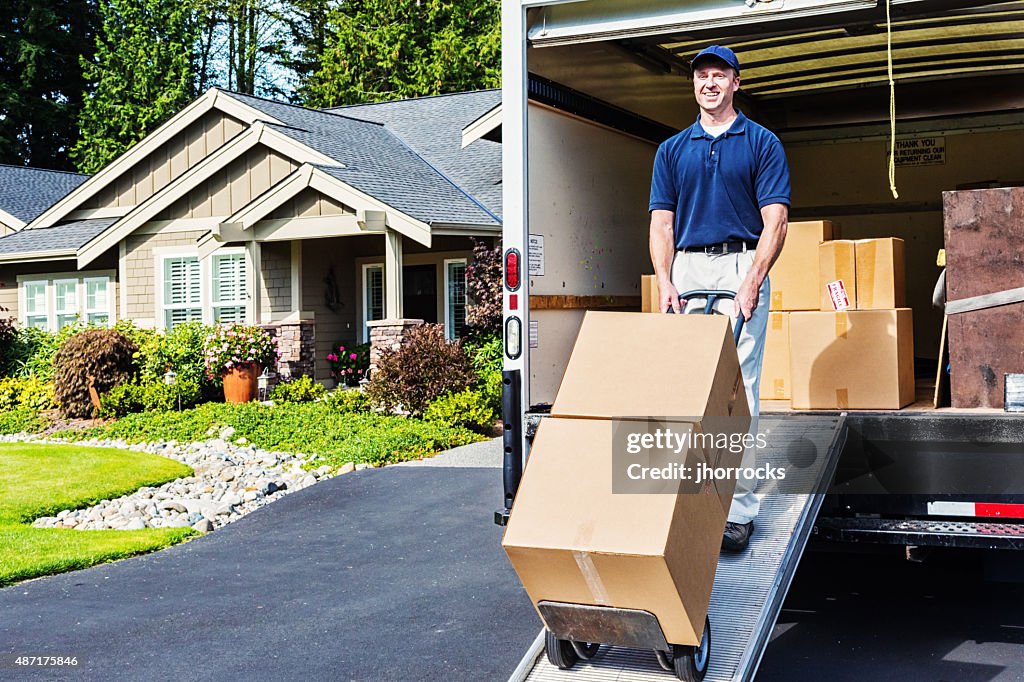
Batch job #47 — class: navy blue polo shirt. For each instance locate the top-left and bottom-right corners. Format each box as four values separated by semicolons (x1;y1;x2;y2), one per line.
649;111;791;249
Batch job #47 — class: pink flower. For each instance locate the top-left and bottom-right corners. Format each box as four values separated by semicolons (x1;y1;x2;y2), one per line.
339;346;345;352
347;368;353;374
349;353;357;360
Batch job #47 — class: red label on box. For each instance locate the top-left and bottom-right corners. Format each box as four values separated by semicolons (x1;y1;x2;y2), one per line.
826;280;851;310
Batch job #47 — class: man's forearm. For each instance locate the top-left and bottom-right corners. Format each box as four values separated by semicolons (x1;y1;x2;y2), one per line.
748;203;789;287
649;210;676;284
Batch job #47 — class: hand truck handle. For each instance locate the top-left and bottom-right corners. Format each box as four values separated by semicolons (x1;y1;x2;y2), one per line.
667;289;744;345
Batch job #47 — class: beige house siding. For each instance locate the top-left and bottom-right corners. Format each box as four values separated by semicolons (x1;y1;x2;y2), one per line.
88;111;246;210
0;255;120;325
123;229;208;326
259;240;292;319
270;188;354;219
157;146;297;220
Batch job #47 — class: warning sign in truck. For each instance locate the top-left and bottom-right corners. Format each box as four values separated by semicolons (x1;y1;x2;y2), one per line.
894;136;946;167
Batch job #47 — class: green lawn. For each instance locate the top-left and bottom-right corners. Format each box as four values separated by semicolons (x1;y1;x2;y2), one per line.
0;443;195;587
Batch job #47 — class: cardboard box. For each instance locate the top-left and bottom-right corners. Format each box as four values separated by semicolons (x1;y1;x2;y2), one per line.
760;312;791;400
818;240;857;310
641;275;659;313
551;311;749;422
770;220;839;311
855;238;906;309
789;309;915;409
502;417;726;646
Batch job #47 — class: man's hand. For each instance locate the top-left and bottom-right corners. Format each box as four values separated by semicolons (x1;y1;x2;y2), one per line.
735;275;759;321
660;279;682;313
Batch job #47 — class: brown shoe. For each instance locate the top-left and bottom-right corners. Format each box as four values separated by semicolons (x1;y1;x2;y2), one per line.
722;521;753;552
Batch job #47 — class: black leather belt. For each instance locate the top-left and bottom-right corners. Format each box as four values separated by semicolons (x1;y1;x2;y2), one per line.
682;240;758;255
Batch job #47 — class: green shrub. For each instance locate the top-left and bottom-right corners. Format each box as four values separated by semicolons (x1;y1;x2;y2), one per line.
53;329;138;418
326;341;371;387
324;388;370;413
424;389;495;432
0;408;49;435
98;377;202;418
0;307;15;376
366;323;476;417
462;333;502;414
269;375;326;403
0;376;56;411
4;324;84;382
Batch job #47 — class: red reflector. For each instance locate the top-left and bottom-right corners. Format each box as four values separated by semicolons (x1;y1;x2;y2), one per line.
509;294;518;311
975;503;1024;519
505;249;520;291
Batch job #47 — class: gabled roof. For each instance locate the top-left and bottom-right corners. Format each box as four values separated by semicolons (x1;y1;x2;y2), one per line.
0;165;88;228
330;90;503;218
0;218;116;261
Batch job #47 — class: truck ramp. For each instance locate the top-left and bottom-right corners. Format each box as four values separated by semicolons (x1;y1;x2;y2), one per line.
510;415;847;682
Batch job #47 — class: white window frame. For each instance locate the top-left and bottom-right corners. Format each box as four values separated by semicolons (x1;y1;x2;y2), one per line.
84;276;112;326
211;250;248;324
154;246;249;330
361;262;385;343
17;271;116;332
53;278;80;330
443;258;468;340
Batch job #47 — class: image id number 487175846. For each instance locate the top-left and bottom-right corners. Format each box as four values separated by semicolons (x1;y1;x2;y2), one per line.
3;655;80;668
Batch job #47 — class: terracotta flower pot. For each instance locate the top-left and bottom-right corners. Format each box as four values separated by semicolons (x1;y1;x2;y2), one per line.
222;364;259;404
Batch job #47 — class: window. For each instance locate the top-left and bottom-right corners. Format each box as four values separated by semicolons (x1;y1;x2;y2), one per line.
54;279;79;330
84;278;109;325
18;274;115;332
23;281;48;330
212;253;247;323
363;264;384;342
162;256;202;330
445;259;467;340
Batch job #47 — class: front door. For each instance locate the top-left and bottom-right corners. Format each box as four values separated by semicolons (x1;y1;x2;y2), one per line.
403;264;437;323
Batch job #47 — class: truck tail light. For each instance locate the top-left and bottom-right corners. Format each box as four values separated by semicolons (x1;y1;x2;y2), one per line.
505;248;522;291
505;316;522;359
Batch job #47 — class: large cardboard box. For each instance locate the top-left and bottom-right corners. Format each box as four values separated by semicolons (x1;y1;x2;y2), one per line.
818;240;857;310
770;220;839;311
551;311;748;422
789;309;915;409
760;312;791;400
855;238;906;309
502;417;726;647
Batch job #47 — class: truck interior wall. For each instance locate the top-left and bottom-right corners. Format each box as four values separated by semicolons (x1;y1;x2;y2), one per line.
527;105;657;405
787;127;1024;360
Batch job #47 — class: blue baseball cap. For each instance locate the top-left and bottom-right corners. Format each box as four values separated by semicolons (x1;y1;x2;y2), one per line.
691;45;740;74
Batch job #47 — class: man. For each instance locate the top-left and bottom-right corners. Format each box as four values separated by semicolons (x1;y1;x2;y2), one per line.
648;45;790;553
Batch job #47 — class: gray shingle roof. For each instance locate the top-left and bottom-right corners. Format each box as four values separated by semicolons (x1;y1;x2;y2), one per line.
0;218;117;256
0;165;88;224
331;91;502;218
224;90;501;225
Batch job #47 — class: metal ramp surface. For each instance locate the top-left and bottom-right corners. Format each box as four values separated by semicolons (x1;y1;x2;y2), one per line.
510;415;846;682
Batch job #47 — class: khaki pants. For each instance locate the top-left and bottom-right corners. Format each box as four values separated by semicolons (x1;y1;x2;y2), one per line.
671;249;769;524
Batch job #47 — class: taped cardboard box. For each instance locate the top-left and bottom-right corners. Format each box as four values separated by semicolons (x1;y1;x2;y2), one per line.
502;417;726;647
760;312;791;400
818;241;857;310
551;311;748;423
789;309;915;409
770;220;839;311
641;275;659;313
855;237;906;309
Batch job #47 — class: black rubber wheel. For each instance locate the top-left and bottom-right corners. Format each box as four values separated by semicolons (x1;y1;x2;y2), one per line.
571;641;601;660
545;629;579;670
672;616;711;682
655;649;674;672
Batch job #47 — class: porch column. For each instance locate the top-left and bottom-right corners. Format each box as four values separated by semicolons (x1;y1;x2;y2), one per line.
290;240;302;313
246;239;263;324
384;228;403;319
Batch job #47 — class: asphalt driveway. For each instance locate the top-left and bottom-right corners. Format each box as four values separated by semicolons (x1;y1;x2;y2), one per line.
0;440;540;681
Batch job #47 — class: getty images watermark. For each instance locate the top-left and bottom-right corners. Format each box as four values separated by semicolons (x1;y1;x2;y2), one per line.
611;416;796;495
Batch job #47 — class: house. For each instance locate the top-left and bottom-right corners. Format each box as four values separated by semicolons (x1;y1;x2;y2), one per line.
0;88;502;383
0;165;88;235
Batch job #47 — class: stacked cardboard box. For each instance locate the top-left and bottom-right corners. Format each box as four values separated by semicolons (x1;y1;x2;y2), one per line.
787;237;913;409
502;312;750;647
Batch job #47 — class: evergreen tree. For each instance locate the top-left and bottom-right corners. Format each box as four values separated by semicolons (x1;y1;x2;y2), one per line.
71;0;200;174
0;0;96;170
302;0;500;108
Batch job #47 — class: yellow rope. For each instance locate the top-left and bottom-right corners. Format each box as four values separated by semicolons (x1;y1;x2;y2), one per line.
887;0;899;199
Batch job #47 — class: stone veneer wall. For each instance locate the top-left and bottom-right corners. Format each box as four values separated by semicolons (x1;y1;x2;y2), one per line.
367;319;424;376
262;320;315;391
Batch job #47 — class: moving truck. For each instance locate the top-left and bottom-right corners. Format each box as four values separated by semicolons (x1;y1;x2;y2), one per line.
495;1;1024;679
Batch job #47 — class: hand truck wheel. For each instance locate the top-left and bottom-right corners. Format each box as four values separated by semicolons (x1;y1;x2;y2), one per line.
571;641;601;660
544;629;579;669
666;616;711;681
